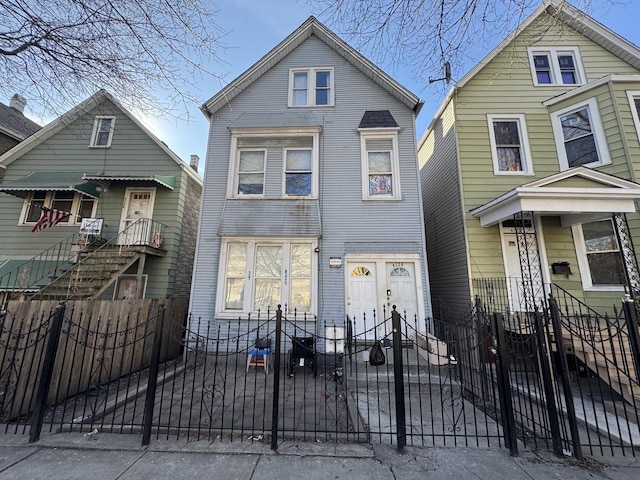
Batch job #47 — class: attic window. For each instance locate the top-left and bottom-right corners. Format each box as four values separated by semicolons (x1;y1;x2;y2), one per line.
288;68;334;107
90;116;115;147
528;47;584;86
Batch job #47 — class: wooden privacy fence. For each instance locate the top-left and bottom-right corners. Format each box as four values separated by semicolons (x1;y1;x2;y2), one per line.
0;298;188;422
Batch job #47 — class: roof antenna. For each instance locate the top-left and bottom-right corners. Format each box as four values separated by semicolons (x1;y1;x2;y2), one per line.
429;62;451;84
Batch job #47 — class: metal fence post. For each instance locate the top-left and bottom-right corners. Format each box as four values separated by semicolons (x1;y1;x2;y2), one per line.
29;302;66;443
547;294;582;459
270;305;282;451
622;296;640;385
491;312;518;456
391;306;406;451
533;309;563;457
141;304;165;446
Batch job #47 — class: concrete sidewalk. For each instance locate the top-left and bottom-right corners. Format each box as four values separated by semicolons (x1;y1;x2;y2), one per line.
0;432;638;479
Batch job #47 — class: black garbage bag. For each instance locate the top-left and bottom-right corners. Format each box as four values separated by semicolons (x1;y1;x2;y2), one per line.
369;341;386;366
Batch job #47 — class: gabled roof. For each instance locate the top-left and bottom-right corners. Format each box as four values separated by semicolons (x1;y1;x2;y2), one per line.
0;90;201;184
419;0;640;148
0;102;41;141
202;16;423;117
470;167;640;226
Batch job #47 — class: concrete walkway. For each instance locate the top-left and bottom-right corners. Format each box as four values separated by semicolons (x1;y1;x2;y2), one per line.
0;431;638;479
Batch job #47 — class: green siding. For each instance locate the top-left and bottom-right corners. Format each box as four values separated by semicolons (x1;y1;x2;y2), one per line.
0;95;202;299
421;9;640;314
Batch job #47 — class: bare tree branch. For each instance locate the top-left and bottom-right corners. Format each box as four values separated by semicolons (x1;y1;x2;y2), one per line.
0;0;227;119
310;0;608;91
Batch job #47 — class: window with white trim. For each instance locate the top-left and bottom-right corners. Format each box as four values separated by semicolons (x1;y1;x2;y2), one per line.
487;114;533;174
220;240;314;313
228;130;319;199
288;68;334;107
284;148;312;196
528;47;584;86
90;116;115;147
21;191;97;226
360;130;400;200
626;90;640;145
551;98;610;170
236;149;266;195
572;219;625;290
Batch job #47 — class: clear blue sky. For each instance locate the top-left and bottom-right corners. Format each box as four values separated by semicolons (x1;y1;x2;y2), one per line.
140;0;639;174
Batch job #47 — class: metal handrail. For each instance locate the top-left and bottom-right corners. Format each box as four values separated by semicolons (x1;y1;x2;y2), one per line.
0;218;167;303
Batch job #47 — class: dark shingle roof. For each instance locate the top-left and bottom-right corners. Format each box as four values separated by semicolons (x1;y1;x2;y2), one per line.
358;110;399;129
0;102;41;140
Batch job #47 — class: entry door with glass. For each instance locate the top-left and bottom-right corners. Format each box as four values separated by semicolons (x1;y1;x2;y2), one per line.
119;188;156;245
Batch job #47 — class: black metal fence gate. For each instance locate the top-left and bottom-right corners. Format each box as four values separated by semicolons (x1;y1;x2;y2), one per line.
1;292;638;458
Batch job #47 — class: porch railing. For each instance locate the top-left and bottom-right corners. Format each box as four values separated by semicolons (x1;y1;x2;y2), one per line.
0;218;167;303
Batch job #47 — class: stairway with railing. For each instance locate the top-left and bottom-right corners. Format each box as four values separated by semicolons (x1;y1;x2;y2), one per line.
0;218;167;303
472;277;640;406
549;284;640;406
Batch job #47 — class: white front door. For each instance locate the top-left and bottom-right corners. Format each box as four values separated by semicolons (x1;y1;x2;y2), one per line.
503;233;544;312
347;259;420;340
347;263;380;340
119;188;156;245
386;262;418;338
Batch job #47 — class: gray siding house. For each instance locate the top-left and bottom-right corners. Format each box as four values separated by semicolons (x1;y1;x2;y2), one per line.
0;90;202;302
189;17;432;344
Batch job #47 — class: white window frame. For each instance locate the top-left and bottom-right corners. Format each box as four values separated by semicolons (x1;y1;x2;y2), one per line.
19;191;97;226
235;148;267;197
216;238;318;315
551;98;611;171
282;147;314;197
571;220;625;291
89;116;116;147
227;128;320;199
486;114;534;175
626;90;640;145
359;129;401;200
527;47;585;86
288;67;334;107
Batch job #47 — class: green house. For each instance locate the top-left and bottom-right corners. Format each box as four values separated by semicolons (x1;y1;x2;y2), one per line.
419;0;640;315
0;90;202;302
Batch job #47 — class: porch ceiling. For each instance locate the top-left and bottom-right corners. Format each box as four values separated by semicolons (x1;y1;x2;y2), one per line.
470;168;640;227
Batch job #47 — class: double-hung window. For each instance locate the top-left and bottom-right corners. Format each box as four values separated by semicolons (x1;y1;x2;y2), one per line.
284;149;312;196
289;68;334;107
229;129;320;198
21;191;97;226
487;114;533;174
626;90;640;145
572;219;625;290
90;116;115;147
220;240;314;313
360;130;400;200
237;149;266;195
551;98;610;170
528;47;584;86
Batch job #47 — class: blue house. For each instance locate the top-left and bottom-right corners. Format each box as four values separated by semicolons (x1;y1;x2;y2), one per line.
189;17;432;345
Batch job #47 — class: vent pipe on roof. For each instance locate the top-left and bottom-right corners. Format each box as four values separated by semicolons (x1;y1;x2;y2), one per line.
190;154;200;172
9;94;26;113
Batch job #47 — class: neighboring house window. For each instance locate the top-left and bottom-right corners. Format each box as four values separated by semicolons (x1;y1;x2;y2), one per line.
360;130;400;200
551;98;610;171
528;47;584;86
288;68;334;107
21;191;97;226
626;90;640;145
228;130;320;198
572;219;626;290
90;116;115;147
220;240;314;313
237;149;266;195
284;148;312;196
487;114;533;174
